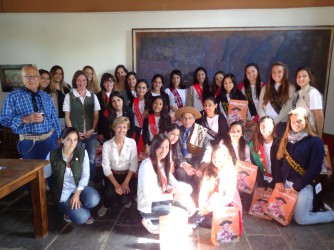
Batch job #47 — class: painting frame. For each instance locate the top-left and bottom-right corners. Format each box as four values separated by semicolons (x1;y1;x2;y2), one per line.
0;64;32;92
132;26;334;108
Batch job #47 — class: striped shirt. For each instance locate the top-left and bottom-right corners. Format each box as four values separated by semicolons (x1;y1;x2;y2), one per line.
0;88;61;137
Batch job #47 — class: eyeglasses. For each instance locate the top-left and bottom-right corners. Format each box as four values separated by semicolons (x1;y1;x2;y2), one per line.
23;75;40;80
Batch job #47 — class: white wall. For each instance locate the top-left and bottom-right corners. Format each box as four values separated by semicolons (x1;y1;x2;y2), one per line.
0;7;334;133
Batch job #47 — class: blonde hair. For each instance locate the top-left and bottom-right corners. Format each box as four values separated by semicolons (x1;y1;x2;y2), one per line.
277;107;317;159
83;65;100;94
112;116;130;131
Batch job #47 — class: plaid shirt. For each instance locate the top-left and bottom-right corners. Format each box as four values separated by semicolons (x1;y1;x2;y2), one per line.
0;88;61;137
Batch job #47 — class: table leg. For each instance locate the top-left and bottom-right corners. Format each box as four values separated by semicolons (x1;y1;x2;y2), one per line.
31;169;48;239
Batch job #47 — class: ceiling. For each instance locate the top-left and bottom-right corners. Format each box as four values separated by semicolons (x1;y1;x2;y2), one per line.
1;0;334;13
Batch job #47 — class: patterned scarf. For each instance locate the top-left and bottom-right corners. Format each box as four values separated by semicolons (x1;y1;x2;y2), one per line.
287;130;308;144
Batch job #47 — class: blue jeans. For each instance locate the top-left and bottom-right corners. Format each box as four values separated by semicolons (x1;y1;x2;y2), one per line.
78;134;97;181
17;133;58;160
58;186;100;225
294;185;334;225
140;201;187;221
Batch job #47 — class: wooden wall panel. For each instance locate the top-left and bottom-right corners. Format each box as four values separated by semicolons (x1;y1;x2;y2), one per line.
1;0;334;13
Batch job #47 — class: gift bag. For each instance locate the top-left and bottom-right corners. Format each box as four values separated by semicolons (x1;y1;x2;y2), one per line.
236;160;258;194
211;206;240;246
95;143;103;168
321;145;332;175
265;188;298;226
227;99;248;125
248;187;273;220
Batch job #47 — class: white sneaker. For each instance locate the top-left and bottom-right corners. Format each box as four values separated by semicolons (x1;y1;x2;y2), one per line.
324;202;333;211
142;218;160;234
124;201;132;208
98;206;108;217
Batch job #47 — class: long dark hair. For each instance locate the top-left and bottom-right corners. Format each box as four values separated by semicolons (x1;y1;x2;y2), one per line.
243;63;262;99
212;70;225;95
150;134;171;187
220;73;239;98
170;69;186;90
193;67;211;99
263;61;290;105
251;116;276;154
148;96;171;133
224;121;247;164
165;123;181;166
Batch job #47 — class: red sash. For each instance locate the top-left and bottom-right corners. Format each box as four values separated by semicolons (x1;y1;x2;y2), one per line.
103;94;109;117
193;83;204;105
149;114;158;136
171;88;183;108
215;88;220;98
150;158;168;193
258;144;272;177
133;97;144;128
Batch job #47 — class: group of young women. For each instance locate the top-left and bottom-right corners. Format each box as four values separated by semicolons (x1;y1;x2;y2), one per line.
41;62;333;232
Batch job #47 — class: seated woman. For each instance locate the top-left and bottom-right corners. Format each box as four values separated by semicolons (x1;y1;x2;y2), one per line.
196;96;229;142
249;116;282;189
223;121;251;165
98;117;138;217
137;134;193;234
192;144;242;232
45;127;100;224
276;107;334;225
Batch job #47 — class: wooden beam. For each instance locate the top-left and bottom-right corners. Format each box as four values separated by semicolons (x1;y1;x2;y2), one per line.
1;0;334;13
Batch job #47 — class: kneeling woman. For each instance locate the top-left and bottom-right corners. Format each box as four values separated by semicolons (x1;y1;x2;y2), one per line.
45;127;100;224
137;134;194;234
192;144;242;232
99;116;138;217
276;107;334;225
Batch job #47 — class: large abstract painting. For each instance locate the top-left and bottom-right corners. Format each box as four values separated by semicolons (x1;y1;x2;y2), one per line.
133;27;333;98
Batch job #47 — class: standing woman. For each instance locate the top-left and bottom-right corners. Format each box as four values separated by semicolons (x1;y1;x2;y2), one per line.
45;127;100;224
83;65;100;94
186;67;211;112
249;116;282;189
238;63;264;125
196;96;229;143
125;71;138;107
212;71;225;98
137;134;192;234
165;70;187;112
49;65;71;130
107;91;135;139
258;61;296;137
142;96;171;154
132;79;149;155
39;69;51;92
293;67;324;137
63;70;101;181
147;74;170;112
114;65;129;105
276;107;334;225
97;73;115;142
217;73;246;119
98;117;138;217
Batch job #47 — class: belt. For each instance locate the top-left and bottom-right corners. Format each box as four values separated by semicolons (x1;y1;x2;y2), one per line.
19;129;54;141
111;169;129;175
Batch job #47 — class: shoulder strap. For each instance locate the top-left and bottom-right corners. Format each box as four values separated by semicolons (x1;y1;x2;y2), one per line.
284;148;305;176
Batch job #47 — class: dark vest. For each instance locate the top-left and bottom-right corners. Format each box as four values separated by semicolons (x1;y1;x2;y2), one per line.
69;92;95;133
50;147;85;203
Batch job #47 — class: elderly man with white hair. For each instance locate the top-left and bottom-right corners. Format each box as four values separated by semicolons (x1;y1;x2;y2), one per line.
174;106;212;191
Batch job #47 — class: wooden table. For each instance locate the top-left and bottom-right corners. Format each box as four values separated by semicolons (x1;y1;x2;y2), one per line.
0;158;49;239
